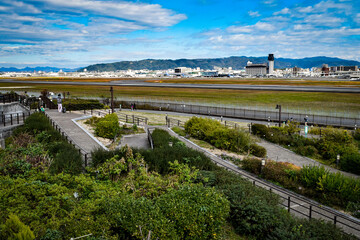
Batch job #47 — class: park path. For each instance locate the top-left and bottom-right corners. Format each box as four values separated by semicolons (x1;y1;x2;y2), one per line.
257;140;359;178
45;110;102;154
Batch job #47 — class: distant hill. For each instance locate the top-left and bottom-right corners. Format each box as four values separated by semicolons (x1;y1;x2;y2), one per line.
0;66;77;73
78;56;360;72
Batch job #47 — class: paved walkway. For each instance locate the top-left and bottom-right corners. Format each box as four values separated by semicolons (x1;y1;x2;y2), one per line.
46;110;102;154
257;140;359;178
120;133;150;149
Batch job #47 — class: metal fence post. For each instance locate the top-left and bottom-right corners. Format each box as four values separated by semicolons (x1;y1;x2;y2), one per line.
309;205;312;220
17;113;19;124
288;197;291;212
85;154;88;167
10;114;13;125
334;216;337;225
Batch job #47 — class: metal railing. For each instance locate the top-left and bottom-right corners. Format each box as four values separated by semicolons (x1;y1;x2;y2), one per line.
82;109;149;126
147;128;154;149
166;117;185;128
166;128;360;237
116;100;359;128
45;113;92;167
0;112;30;127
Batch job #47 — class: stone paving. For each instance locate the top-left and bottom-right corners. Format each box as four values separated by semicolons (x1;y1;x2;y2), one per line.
119;133;150;149
46;110;101;154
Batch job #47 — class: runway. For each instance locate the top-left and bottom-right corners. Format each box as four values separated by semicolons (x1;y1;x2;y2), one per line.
1;79;360;93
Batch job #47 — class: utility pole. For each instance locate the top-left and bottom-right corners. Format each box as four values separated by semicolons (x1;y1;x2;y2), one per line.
110;86;114;113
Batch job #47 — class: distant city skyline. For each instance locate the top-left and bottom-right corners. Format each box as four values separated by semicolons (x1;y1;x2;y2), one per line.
0;0;359;68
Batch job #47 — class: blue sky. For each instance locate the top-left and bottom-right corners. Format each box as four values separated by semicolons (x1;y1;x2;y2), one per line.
0;0;359;68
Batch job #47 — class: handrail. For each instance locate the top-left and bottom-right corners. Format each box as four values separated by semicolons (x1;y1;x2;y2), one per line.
166;127;360;236
0;112;30;127
44;112;92;167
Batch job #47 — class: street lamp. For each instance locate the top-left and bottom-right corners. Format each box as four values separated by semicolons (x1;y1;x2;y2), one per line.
268;116;271;127
110;86;114;113
336;154;340;167
275;104;281;127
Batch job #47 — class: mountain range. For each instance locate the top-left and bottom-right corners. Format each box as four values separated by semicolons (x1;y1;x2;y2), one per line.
1;56;359;73
78;56;360;72
0;66;77;73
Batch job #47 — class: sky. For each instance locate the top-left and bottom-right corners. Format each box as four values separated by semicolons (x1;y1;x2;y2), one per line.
0;0;359;68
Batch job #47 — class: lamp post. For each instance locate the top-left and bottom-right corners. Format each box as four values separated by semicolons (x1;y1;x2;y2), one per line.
110;86;114;113
67;92;70;113
336;154;340;167
268;116;271;127
275;104;281;127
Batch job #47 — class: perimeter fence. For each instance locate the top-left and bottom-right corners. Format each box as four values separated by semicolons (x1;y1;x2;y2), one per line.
116;99;359;128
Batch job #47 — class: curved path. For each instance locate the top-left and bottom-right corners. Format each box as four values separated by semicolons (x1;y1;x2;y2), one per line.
257;140;359;178
2;79;360;93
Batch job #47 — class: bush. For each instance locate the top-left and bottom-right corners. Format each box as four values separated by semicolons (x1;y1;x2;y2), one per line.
339;152;360;175
185;117;252;153
62;99;104;111
241;157;262;175
251;123;269;137
0;214;35;240
250;143;267;157
95;113;120;139
354;129;360;141
151;129;176;148
23;113;52;133
156;185;230;239
221;183;283;238
49;142;83;175
300;166;360;206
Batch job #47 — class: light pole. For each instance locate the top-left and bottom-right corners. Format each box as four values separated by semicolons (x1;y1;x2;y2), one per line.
110;86;114;113
275;104;281;127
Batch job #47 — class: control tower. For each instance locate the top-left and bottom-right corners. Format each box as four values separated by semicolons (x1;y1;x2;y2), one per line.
268;54;274;75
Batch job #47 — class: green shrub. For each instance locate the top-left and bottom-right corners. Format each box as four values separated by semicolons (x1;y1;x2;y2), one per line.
354;129;360;141
151;128;177;148
156;185;230;239
300;166;360;206
339;152;360;175
185;117;252;153
221;183;283;238
346;202;360;219
24;113;52;133
250;143;267;157
49;142;83;175
241;157;262;175
251;123;269;137
63;99;104;111
84;116;100;127
94;113;120;139
0;214;35;240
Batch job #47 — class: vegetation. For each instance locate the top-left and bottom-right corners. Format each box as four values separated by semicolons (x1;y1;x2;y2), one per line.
252;123;360;174
62;99;104;111
241;158;360;217
94;113;120;139
0;112;358;239
185;117;266;157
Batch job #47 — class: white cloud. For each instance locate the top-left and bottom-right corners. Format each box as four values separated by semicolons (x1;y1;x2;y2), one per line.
30;0;187;27
248;11;260;17
3;0;41;13
274;7;290;15
302;14;344;27
295;0;352;15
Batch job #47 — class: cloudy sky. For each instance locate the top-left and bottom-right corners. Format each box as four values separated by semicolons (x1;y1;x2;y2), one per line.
0;0;359;68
